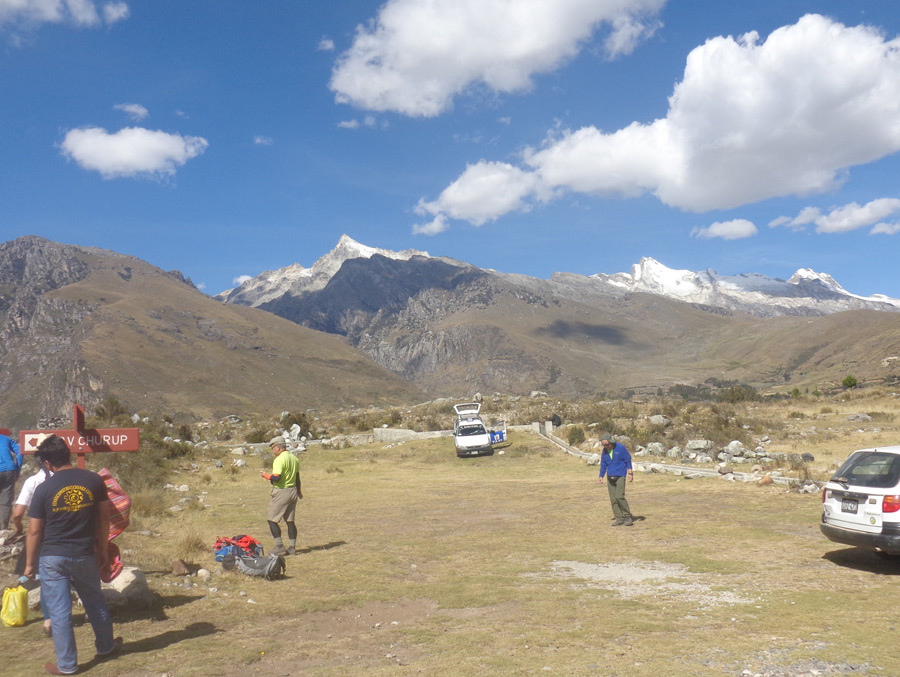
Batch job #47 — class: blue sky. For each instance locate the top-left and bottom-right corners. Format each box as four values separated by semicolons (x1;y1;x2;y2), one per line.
3;0;900;298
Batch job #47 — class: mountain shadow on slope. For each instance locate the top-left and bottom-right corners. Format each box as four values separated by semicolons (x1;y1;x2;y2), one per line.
534;320;627;344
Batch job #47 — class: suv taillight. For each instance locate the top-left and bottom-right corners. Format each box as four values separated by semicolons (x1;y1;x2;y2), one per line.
883;495;900;513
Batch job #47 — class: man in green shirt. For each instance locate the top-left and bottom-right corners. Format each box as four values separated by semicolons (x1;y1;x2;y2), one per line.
260;436;301;556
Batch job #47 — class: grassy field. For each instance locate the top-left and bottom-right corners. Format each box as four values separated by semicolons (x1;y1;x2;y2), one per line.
3;426;899;676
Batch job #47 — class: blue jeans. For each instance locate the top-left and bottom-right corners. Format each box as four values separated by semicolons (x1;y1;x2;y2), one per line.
40;555;115;674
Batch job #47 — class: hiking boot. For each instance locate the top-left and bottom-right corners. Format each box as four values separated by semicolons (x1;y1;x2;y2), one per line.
622;517;634;527
611;518;625;526
287;546;296;556
272;546;288;556
96;636;124;660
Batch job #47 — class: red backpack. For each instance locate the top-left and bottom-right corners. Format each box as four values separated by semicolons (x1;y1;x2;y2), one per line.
213;535;264;560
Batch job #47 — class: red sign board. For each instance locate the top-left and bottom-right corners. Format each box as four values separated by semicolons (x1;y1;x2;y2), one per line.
20;428;140;454
18;404;140;469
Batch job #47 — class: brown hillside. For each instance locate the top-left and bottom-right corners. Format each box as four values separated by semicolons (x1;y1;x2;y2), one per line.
0;238;422;429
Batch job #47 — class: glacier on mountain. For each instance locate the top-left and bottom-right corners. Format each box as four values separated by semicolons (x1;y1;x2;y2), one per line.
217;237;900;319
215;234;429;306
592;258;900;317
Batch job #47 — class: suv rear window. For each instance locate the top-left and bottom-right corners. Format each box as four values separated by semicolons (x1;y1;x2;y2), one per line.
831;451;900;489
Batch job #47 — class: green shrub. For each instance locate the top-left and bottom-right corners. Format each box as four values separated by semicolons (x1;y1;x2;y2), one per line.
176;423;193;441
281;411;310;436
94;396;129;423
566;426;585;446
245;428;268;444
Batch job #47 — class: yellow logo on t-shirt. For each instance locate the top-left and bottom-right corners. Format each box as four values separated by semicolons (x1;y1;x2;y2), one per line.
51;485;95;513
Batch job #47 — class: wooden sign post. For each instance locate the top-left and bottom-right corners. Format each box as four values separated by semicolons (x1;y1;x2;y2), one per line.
19;404;140;469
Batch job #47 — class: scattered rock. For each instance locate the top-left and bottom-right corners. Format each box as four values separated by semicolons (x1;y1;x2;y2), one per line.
28;587;42;611
104;566;155;608
686;439;714;452
101;588;129;608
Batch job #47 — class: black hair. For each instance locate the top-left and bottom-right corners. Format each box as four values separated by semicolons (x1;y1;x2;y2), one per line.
36;435;71;468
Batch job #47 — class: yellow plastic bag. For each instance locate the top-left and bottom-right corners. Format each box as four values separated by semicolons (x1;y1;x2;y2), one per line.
1;585;28;627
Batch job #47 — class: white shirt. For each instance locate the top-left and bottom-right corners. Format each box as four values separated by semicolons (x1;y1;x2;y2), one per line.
14;469;51;507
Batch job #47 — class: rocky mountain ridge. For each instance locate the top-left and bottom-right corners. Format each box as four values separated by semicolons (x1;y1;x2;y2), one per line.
216;237;900;398
0;236;422;430
592;257;900;317
216;234;431;306
4;235;900;430
222;236;900;319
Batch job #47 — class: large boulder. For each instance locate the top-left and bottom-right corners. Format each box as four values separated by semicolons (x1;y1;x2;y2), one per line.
105;566;155;608
685;439;714;453
724;440;746;456
646;442;666;456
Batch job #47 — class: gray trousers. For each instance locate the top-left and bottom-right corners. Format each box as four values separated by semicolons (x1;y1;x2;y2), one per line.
0;469;18;529
606;476;632;519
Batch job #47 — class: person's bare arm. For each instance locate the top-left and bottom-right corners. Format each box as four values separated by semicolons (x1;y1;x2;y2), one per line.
11;503;27;537
24;517;44;578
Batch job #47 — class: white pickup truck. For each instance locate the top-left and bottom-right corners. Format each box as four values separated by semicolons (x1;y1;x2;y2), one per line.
453;402;494;458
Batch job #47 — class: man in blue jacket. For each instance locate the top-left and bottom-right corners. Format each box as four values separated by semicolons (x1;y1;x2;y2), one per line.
0;429;23;529
597;433;635;527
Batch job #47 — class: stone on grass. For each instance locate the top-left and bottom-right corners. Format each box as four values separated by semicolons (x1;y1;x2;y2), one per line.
28;587;42;611
101;588;129;609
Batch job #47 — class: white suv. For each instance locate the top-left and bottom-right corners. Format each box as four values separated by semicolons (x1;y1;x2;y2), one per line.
453;402;494;458
820;445;900;556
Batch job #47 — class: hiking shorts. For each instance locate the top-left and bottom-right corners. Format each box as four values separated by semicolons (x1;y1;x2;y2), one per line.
268;485;299;522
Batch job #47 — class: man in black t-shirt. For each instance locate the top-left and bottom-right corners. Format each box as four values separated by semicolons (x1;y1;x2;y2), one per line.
25;436;122;675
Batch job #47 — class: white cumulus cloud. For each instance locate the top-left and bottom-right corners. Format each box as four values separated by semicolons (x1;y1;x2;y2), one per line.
416;14;900;229
60;126;208;179
0;0;129;27
691;219;757;240
113;102;148;121
233;275;253;286
771;198;900;234
330;0;666;117
814;198;900;234
415;161;540;226
871;222;900;235
412;213;449;236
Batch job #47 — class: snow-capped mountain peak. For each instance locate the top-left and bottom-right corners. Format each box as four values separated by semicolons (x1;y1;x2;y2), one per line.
592;258;900;316
217;238;899;318
215;235;429;305
787;268;844;291
311;234;429;282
